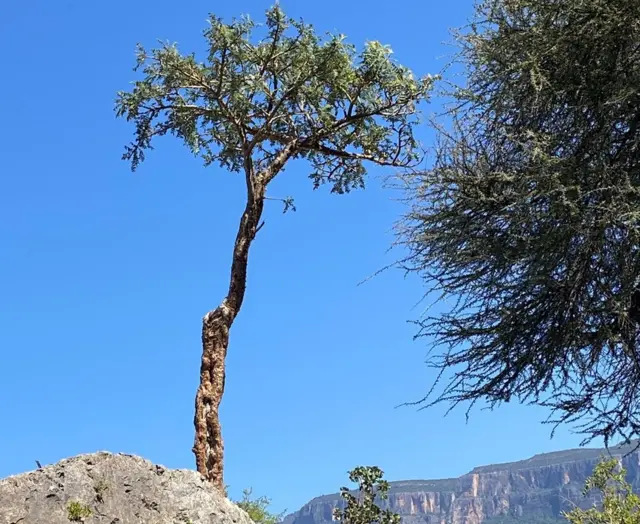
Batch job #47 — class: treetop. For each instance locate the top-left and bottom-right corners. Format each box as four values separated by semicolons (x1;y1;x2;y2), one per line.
116;4;435;194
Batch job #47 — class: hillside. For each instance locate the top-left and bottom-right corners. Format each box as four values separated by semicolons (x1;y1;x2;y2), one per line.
283;441;640;524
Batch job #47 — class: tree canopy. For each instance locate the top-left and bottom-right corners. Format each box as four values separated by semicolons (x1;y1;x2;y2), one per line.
117;5;433;193
396;0;640;445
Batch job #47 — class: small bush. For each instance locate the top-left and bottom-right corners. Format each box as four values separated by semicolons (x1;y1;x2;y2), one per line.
333;466;400;524
234;488;286;524
67;501;92;521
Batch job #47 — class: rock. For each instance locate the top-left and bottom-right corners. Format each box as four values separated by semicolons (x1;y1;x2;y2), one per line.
0;451;253;524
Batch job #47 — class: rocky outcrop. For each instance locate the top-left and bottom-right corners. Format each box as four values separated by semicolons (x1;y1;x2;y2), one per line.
0;452;253;524
283;441;640;524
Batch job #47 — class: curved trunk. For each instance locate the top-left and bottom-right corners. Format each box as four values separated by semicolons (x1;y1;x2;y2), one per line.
193;187;265;492
192;143;296;492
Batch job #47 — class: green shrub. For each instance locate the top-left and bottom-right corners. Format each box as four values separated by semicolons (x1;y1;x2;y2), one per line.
333;466;400;524
234;488;286;524
67;501;92;521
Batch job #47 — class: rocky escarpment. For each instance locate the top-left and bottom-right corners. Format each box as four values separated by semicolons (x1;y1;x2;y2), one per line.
0;452;253;524
283;441;640;524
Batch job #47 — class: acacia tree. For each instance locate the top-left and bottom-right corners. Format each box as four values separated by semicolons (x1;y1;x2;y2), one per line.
396;0;640;444
116;5;433;491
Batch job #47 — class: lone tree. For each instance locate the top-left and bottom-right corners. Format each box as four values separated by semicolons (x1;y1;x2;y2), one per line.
333;466;400;524
116;5;433;491
396;0;640;445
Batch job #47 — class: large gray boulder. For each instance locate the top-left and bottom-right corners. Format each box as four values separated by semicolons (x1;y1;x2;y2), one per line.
0;451;253;524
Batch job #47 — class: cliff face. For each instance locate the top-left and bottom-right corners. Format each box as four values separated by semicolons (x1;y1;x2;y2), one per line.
283;441;640;524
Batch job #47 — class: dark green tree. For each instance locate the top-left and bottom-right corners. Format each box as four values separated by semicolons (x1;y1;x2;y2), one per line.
116;5;433;491
333;466;400;524
396;0;640;445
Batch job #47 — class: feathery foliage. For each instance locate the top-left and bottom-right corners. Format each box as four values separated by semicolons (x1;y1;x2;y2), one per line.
397;0;640;445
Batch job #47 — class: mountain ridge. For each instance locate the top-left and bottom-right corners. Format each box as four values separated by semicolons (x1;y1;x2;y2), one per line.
283;440;640;524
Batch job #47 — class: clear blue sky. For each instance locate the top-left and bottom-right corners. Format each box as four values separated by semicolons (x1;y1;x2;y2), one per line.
1;0;604;516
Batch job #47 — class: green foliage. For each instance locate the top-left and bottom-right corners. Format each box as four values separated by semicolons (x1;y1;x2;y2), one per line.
234;488;286;524
116;4;434;194
564;459;640;524
67;501;92;521
333;466;401;524
396;0;640;444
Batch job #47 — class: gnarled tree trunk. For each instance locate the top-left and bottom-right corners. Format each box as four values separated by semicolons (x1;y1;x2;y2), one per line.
193;144;296;492
193;184;265;493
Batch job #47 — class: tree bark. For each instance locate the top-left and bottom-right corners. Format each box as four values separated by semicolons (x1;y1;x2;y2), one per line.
192;142;296;492
193;187;265;493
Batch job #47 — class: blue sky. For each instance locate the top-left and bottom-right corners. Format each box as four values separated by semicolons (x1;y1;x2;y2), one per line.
1;0;604;516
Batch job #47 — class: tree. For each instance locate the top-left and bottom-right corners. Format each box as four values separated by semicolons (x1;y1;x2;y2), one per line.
333;466;401;524
116;5;433;491
395;0;640;444
234;488;285;524
564;459;640;524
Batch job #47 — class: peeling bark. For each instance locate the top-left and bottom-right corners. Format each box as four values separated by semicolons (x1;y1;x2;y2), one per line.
192;143;295;492
193;195;264;492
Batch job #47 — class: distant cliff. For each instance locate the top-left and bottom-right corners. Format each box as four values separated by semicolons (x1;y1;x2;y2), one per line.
282;441;640;524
